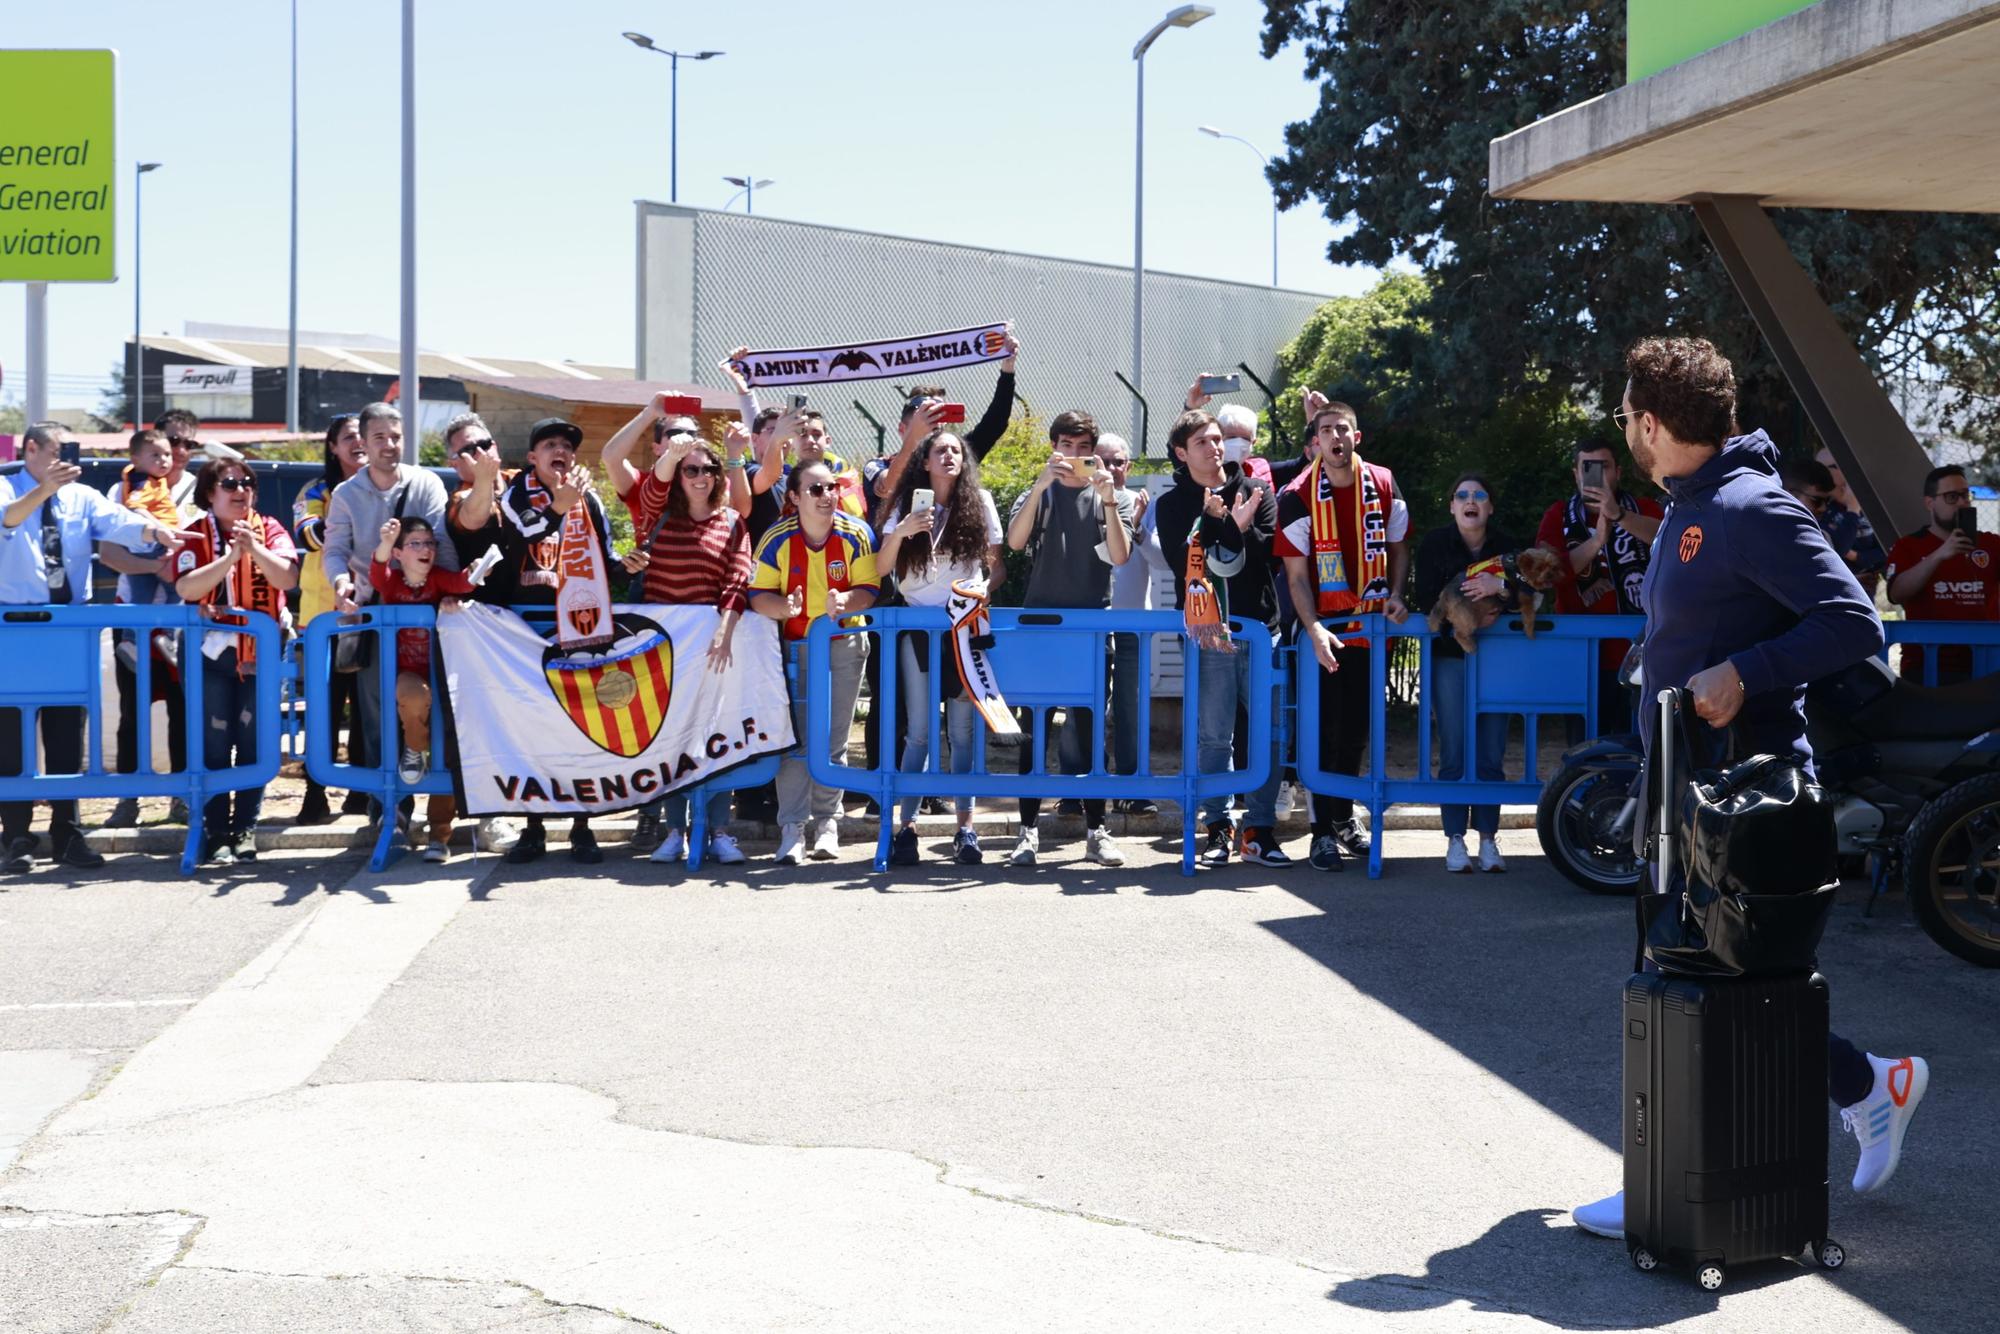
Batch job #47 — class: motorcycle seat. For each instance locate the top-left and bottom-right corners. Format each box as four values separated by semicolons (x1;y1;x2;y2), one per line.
1853;670;2000;743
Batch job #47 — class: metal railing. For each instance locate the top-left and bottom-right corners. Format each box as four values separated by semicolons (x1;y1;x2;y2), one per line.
0;604;284;873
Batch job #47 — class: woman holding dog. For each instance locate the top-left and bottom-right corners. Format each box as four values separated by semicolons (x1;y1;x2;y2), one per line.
1412;473;1521;873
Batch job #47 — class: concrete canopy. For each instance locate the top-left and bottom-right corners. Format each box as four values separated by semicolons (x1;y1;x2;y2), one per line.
1490;0;2000;210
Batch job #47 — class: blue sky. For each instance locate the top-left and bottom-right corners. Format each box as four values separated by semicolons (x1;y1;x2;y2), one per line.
1;1;1378;411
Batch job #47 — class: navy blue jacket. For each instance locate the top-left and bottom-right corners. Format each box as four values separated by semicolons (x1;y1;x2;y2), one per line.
1640;430;1883;777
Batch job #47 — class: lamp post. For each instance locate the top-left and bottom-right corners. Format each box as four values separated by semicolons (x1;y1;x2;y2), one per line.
1198;125;1278;288
401;0;419;435
286;0;300;431
722;175;775;215
622;33;724;203
1132;5;1213;451
132;161;161;429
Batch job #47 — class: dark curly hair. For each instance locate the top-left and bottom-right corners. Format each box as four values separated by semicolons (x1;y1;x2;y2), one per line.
882;432;993;583
1624;336;1737;448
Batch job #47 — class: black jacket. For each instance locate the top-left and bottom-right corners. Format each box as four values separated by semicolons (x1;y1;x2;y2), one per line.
1151;462;1279;629
1413;524;1518;660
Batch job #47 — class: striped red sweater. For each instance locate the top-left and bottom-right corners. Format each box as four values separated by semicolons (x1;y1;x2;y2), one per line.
622;474;751;610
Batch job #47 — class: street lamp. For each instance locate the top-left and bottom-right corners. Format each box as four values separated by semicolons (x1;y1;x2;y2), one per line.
133;161;161;429
622;32;724;203
722;176;775;215
1198;125;1278;288
286;0;300;431
1132;5;1213;451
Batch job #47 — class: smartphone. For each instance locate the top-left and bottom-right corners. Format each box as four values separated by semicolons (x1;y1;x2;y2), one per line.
1198;373;1241;396
934;402;967;424
788;393;810;411
1581;459;1607;493
1070;456;1099;480
911;487;935;515
1957;507;1980;538
662;394;703;416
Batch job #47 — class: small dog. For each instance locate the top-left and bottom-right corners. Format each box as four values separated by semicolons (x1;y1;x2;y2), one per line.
1428;544;1565;654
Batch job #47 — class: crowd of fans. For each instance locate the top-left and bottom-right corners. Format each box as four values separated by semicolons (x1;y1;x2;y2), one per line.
0;334;1977;878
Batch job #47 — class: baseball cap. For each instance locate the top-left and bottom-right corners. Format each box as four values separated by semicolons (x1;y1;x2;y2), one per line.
528;417;583;449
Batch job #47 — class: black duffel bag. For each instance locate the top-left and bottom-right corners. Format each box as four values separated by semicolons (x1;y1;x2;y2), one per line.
1638;691;1839;978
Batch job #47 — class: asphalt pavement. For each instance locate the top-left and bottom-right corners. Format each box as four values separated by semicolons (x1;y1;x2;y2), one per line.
0;826;1989;1333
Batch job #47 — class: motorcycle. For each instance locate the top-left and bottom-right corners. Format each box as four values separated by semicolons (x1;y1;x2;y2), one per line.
1537;646;2000;967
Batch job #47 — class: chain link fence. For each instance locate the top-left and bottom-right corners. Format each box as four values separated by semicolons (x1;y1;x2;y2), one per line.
637;203;1331;458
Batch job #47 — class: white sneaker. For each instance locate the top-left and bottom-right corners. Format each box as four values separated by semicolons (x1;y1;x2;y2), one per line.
775;823;806;866
398;747;428;785
1571;1190;1623;1239
708;831;747;865
650;828;687;864
1841;1053;1929;1193
1478;838;1507;873
1008;827;1039;867
1444;836;1470;873
1275;781;1297;817
422;841;449;864
808;817;840;860
1085;828;1126;866
476;817;519;854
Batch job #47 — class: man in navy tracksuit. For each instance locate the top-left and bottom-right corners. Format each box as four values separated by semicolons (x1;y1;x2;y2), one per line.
1571;337;1930;1240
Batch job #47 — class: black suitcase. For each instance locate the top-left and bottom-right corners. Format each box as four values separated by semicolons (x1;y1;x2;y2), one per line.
1622;970;1844;1289
1621;688;1845;1291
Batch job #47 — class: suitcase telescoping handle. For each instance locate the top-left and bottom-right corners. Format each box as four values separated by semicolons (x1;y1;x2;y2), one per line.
1653;687;1682;898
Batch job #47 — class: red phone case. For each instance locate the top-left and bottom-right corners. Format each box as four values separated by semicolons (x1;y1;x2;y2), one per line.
662;395;703;416
935;403;967;423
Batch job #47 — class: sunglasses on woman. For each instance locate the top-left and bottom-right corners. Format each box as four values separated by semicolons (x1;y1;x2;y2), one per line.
681;464;721;478
802;482;835;498
1454;488;1488;502
218;476;257;492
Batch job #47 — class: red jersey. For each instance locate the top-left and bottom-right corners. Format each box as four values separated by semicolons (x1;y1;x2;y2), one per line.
369;558;478;675
1886;528;2000;679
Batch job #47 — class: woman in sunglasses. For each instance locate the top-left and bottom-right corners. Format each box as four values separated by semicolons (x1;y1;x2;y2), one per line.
748;461;881;866
1411;473;1516;874
605;411;754;866
174;460;300;866
292;413;369;823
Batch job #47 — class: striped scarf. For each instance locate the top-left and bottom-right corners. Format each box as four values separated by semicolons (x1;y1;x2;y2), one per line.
198;512;285;677
1303;453;1392;616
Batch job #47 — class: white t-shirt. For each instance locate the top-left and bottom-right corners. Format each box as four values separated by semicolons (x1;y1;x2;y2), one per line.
882;489;1003;606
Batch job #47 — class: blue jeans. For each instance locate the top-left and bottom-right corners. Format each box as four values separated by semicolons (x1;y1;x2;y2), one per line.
1110;632;1141;776
896;634;978;827
1430;656;1508;838
1196;647;1278;829
662;788;730;833
201;649;264;842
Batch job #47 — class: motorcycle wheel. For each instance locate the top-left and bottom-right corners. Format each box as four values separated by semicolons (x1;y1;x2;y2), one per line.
1536;759;1644;895
1902;772;2000;968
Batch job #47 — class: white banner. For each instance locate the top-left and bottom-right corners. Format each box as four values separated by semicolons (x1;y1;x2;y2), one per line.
164;364;253;394
439;602;794;816
731;322;1009;387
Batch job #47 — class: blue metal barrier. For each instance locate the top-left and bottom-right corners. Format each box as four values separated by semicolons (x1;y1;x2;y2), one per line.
0;604;284;874
1295;613;1645;877
804;608;1275;876
1880;619;2000;685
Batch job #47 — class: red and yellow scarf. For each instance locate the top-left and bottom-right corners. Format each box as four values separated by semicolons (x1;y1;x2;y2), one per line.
194;512;286;677
519;472;614;648
1303;452;1393;618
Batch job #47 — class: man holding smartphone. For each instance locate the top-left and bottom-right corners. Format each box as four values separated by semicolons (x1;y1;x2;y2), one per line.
1886;466;2000;685
1535;439;1664;736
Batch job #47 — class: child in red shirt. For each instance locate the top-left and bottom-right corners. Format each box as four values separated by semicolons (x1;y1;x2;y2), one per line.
368;516;481;862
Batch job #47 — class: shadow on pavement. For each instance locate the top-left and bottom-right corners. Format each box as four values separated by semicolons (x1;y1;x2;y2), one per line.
1268;846;1999;1334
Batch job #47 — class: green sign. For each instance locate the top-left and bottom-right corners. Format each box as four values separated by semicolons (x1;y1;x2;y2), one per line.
0;49;117;282
1627;0;1821;82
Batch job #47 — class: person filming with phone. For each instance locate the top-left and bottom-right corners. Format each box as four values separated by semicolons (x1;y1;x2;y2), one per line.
1886;466;2000;685
1536;438;1665;736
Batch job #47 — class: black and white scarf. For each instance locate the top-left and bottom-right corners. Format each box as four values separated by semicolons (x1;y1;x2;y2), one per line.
1562;490;1648;615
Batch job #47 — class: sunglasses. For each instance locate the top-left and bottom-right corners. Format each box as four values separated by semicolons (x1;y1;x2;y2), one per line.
802;482;835;498
217;476;256;492
1611;406;1638;429
681;464;721;478
453;438;495;458
1454;489;1489;502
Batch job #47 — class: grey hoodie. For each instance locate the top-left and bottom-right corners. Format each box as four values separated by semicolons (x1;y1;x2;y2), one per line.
322;464;457;600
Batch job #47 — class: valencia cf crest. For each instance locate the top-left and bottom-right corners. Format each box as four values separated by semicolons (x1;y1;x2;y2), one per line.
542;613;675;758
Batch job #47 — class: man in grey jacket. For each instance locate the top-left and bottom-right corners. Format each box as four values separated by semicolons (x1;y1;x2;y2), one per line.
320;402;454;787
